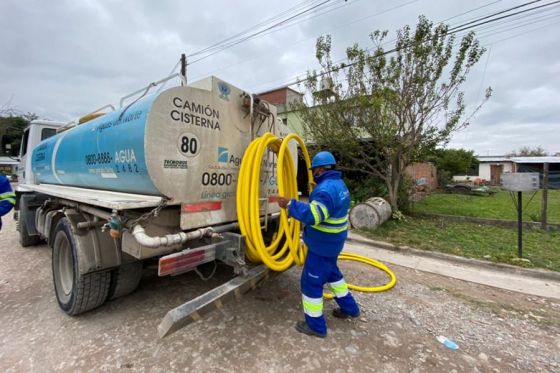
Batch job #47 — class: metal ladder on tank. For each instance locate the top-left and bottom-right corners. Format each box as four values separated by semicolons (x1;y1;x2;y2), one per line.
252;107;278;233
256;146;278;233
56;71;188;133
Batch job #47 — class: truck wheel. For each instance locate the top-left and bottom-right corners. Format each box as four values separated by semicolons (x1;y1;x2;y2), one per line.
52;218;110;315
18;199;42;247
106;261;143;301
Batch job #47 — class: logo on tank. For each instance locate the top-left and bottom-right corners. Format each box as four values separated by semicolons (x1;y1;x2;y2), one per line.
217;82;231;101
217;147;241;167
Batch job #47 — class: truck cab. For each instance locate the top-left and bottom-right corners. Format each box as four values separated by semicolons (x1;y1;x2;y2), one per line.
17;120;65;190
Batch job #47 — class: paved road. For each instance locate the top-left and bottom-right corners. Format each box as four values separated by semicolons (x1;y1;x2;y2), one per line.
1;211;559;372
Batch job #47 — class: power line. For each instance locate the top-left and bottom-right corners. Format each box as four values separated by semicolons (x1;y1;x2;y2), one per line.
355;0;554;52
189;0;418;82
456;10;560;39
448;0;542;31
449;4;560;40
450;0;560;33
371;1;549;54
188;0;326;58
256;0;404;40
250;0;560;92
485;18;560;45
188;0;337;65
440;0;504;23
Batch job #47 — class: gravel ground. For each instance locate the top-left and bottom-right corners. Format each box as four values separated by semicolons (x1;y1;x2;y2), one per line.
1;210;559;372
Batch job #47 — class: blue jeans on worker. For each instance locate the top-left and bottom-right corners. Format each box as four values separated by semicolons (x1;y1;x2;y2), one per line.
301;251;360;335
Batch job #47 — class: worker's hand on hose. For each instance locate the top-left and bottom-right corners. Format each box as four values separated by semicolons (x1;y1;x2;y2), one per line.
277;196;291;209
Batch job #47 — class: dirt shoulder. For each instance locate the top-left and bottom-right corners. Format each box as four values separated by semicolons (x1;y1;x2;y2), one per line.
1;211;559;372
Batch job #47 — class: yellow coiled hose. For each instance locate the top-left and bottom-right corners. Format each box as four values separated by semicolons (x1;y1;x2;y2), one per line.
236;132;396;296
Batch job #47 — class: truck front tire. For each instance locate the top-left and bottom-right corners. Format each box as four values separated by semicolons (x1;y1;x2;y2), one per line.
52;218;110;315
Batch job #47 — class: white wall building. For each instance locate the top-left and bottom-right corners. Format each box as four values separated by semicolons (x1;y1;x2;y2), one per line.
477;156;515;184
476;156;560;186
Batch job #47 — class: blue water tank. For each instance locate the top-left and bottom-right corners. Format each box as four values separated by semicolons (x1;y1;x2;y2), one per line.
32;94;160;195
31;76;296;231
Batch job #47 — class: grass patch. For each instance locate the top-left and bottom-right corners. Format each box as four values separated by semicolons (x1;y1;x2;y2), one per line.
359;216;560;272
411;189;560;224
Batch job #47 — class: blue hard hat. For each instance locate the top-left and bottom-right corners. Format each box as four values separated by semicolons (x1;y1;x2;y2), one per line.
311;151;336;169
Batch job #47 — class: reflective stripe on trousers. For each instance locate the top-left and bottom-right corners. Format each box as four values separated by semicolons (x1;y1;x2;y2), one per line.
302;294;323;318
328;278;349;298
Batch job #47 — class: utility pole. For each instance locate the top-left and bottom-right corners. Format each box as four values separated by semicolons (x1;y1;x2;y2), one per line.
180;53;187;85
541;162;549;230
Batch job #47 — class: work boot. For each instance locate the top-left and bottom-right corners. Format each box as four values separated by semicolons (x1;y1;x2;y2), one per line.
295;321;326;338
332;307;360;319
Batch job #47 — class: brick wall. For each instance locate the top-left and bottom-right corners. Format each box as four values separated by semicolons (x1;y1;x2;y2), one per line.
405;162;438;191
256;89;287;106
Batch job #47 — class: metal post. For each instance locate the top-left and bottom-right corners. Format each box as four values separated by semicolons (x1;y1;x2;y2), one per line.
517;191;522;258
541;163;549;230
180;53;186;85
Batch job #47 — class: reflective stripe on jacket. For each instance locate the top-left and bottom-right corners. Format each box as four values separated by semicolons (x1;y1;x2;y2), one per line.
0;191;16;206
288;170;350;257
0;175;15;230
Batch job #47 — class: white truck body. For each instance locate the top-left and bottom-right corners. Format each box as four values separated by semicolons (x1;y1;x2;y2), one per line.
15;73;291;318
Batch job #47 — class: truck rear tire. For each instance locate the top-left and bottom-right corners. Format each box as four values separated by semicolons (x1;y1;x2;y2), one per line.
52;218;110;315
18;198;42;247
106;261;143;301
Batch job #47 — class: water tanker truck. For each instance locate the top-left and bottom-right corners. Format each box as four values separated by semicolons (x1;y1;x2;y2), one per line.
15;71;296;334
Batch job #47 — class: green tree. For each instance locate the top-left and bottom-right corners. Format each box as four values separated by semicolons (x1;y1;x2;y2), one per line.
430;148;478;175
0;114;35;157
429;148;478;186
294;16;491;209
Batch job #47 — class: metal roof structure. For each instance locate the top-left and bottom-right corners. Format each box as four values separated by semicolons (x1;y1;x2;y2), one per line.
477;156;511;162
477;156;560;164
510;156;560;164
0;156;19;165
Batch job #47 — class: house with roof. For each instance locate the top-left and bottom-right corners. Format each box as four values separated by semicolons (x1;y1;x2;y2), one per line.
477;155;560;188
476;156;515;185
255;87;306;137
0;155;18;177
256;86;439;194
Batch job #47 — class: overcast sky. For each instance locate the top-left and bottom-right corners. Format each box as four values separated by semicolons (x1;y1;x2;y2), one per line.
1;0;559;156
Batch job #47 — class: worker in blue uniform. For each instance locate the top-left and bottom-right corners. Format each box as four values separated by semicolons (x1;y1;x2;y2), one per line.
0;174;16;231
278;151;360;338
